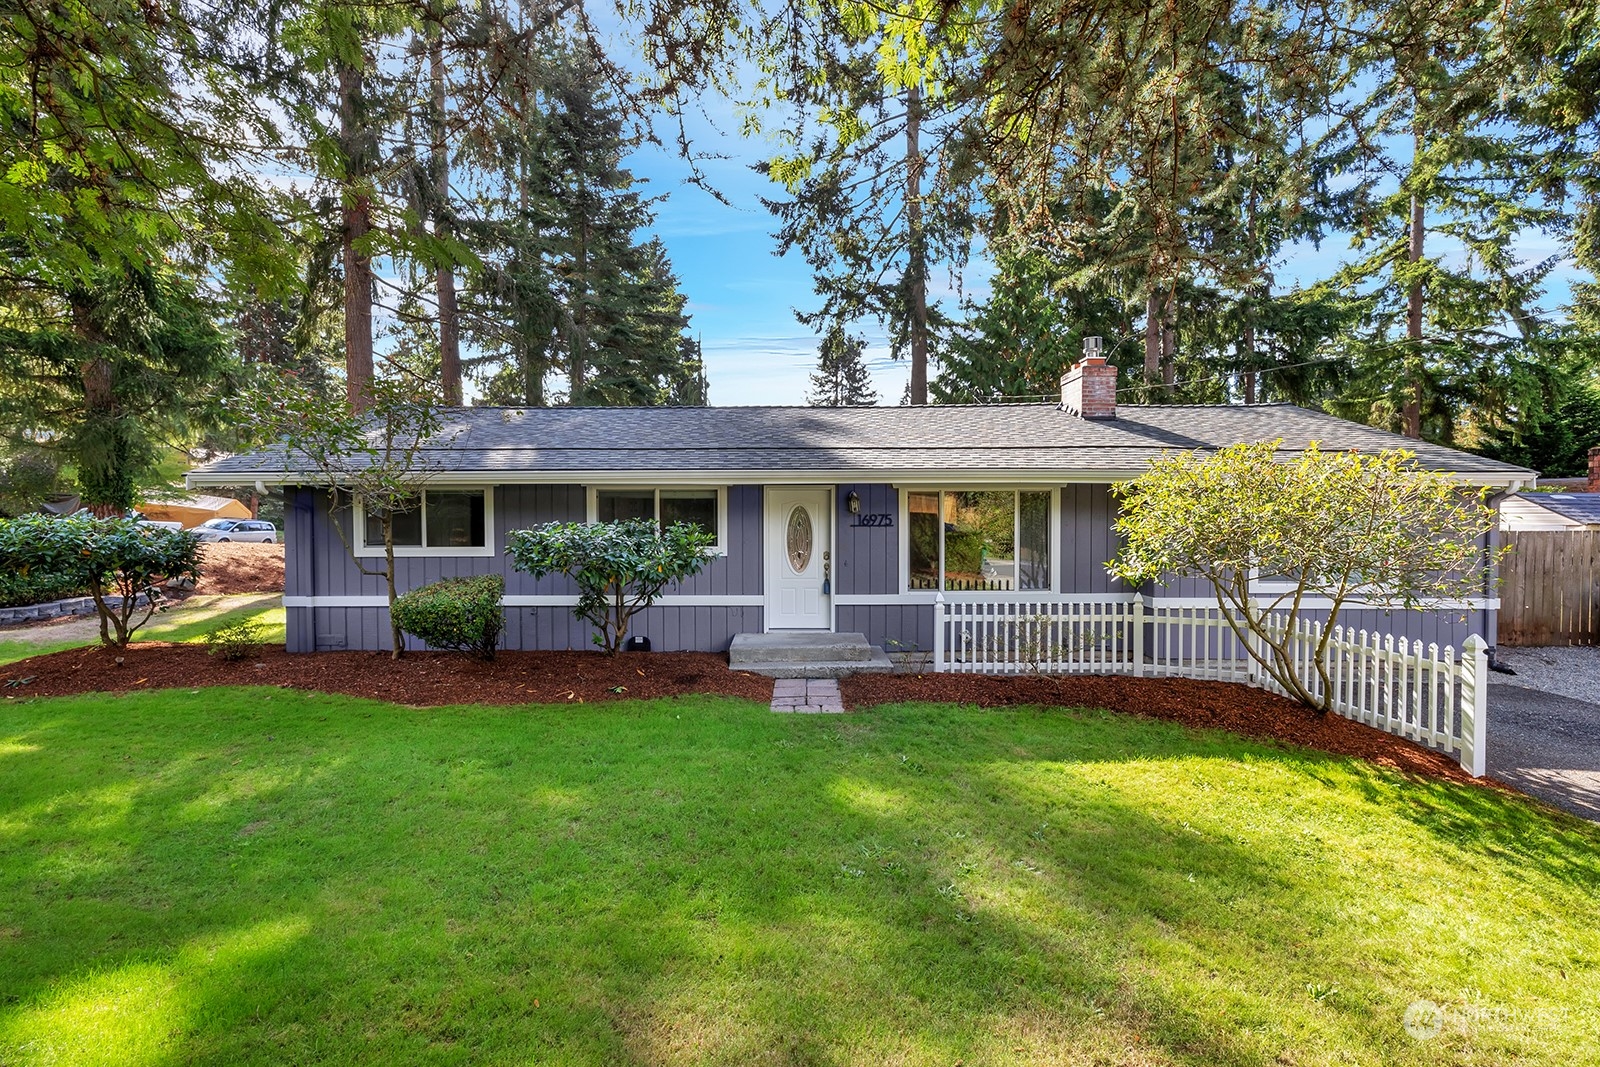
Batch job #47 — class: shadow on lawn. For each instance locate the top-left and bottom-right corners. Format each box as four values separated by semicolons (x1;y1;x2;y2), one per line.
0;692;1593;1065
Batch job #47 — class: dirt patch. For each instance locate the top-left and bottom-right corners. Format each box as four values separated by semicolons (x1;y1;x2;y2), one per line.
0;645;773;707
842;671;1477;784
193;543;284;595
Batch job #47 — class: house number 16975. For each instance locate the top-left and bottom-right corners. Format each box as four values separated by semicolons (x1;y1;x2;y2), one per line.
851;513;894;528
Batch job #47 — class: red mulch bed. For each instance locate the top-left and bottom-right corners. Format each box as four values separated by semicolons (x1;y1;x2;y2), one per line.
842;671;1476;784
0;645;773;706
192;543;284;595
0;644;1477;785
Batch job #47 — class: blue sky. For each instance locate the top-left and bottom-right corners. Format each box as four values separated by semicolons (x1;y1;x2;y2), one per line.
621;90;1585;407
626;100;929;406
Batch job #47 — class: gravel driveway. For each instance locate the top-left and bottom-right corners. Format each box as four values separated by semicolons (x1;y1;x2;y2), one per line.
1488;646;1600;821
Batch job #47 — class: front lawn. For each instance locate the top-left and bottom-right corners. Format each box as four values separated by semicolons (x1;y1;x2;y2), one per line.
1;691;1595;1065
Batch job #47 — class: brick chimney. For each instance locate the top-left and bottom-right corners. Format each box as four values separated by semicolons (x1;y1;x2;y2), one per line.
1060;336;1118;419
1589;445;1600;494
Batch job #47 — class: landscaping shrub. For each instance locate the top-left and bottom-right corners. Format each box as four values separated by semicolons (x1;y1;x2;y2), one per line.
0;569;89;609
506;519;714;654
392;574;505;659
0;513;203;646
205;618;265;661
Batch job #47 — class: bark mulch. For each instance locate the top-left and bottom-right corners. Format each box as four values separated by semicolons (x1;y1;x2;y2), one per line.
0;645;773;707
191;543;284;595
841;671;1477;785
0;643;1475;785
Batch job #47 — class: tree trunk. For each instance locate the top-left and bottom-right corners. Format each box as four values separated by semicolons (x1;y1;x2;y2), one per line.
73;293;123;517
384;517;404;659
1403;119;1425;439
1241;324;1258;405
905;83;929;406
430;22;462;406
1160;285;1177;389
1144;290;1162;388
340;61;375;411
570;211;588;404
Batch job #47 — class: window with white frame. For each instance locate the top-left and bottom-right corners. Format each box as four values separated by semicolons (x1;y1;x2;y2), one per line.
588;487;725;553
906;489;1053;591
358;489;490;555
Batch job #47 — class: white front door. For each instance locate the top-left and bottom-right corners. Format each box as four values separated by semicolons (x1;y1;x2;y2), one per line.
767;487;831;630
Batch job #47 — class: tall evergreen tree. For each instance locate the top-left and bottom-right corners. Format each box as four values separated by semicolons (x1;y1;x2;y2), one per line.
0;0;283;511
807;324;879;406
933;251;1130;404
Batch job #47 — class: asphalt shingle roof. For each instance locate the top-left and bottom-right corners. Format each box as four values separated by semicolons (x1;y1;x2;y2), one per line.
1518;492;1600;525
187;402;1535;482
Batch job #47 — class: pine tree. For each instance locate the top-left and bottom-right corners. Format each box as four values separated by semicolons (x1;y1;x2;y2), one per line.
807;325;878;407
1327;0;1566;443
761;39;971;406
0;0;282;511
933;251;1129;403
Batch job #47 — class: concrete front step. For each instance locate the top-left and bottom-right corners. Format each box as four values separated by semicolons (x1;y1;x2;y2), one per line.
729;631;894;677
734;651;895;679
729;631;878;665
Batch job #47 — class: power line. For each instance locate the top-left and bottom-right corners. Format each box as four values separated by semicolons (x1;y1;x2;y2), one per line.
954;352;1350;404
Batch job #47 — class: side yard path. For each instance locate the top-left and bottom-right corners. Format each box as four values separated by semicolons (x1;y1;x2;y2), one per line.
0;594;284;667
1489;647;1600;821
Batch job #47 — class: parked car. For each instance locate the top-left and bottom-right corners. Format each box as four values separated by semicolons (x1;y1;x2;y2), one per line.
191;518;278;544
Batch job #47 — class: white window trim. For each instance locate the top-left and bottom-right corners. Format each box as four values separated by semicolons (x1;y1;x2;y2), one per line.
353;487;496;558
897;486;1060;595
584;485;729;556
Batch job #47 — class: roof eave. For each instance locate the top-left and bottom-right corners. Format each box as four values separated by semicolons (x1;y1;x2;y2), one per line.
187;465;1537;490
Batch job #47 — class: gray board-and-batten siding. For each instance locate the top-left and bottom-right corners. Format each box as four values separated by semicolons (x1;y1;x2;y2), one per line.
283;482;1492;655
284;484;764;653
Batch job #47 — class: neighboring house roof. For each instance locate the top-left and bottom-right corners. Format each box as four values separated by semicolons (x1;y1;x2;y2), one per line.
1500;492;1600;530
187;402;1536;487
138;494;253;527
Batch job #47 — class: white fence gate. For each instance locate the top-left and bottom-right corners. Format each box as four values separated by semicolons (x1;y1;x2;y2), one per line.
931;593;1489;776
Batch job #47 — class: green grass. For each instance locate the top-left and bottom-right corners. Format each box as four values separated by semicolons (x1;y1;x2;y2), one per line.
0;596;284;666
1;691;1597;1066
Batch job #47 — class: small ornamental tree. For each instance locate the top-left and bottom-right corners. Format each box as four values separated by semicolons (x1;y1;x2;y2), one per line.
1108;441;1501;711
0;514;203;647
242;373;456;659
506;518;715;654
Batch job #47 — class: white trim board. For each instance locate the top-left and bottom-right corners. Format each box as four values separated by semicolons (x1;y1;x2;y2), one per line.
190;467;1534;492
284;593;1494;611
284;594;764;609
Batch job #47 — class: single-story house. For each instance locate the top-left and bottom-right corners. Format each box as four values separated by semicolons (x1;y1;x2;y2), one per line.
186;357;1535;656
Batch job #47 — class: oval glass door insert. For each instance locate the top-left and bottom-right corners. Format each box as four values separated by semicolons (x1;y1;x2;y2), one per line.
786;505;813;573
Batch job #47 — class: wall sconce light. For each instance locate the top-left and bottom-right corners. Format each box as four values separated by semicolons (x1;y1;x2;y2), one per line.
846;490;861;515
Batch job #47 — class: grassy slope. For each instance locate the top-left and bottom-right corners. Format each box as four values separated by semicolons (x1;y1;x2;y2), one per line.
1;691;1597;1066
0;596;285;666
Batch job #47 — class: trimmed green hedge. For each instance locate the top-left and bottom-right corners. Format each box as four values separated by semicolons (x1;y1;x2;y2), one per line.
392;575;505;659
0;570;91;609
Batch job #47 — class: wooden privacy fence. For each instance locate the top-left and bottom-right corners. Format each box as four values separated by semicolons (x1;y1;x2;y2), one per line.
932;594;1489;776
1500;530;1600;646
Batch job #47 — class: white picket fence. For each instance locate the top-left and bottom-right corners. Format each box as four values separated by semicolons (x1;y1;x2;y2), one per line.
931;593;1488;776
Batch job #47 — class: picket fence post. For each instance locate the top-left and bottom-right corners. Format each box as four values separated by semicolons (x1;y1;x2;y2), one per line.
932;591;946;673
1131;594;1145;677
1459;635;1489;777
